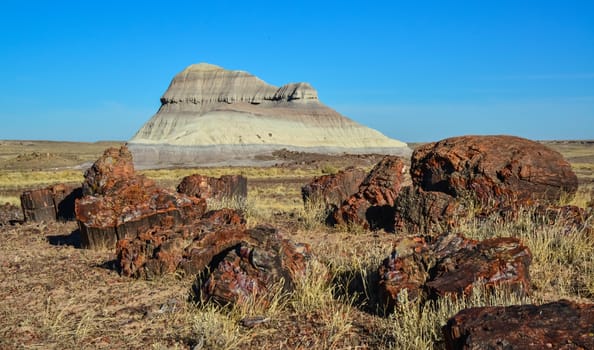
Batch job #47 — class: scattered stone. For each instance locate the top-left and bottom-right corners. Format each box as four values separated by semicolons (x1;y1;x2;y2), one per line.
443;300;594;350
20;184;82;223
332;156;405;230
395;135;579;234
378;232;532;312
177;174;247;201
301;166;366;209
197;225;311;305
116;208;246;278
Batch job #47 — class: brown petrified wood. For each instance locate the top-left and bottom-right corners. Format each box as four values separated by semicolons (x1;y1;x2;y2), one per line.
197;225;311;305
301;166;367;208
411;135;578;206
75;146;206;249
177;174;247;200
332;156;405;230
443;300;594;350
378;232;532;312
21;184;82;223
394;135;579;234
116;208;246;278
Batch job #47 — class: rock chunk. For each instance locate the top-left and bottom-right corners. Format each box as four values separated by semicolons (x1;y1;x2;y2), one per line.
20;184;82;223
332;156;405;230
301;166;366;210
395;135;579;234
411;135;577;206
75;146;205;249
116;208;246;278
197;225;311;305
177;174;247;201
378;233;532;312
443;300;594;350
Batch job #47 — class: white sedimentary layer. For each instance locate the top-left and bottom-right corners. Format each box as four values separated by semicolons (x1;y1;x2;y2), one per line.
129;63;409;167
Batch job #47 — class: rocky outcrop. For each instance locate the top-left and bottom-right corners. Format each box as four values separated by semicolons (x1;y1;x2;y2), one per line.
301;166;366;209
128;63;410;168
332;156;405;230
443;300;594;350
378;233;532;312
20;184;82;223
177;174;247;201
395;135;579;234
75;146;206;249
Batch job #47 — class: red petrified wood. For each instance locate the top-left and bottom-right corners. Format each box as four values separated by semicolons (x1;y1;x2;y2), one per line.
332;156;405;230
75;146;205;249
394;135;579;234
378;232;532;312
443;300;594;350
301;166;367;208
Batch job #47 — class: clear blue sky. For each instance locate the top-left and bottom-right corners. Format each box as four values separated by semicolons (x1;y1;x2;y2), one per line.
1;1;593;142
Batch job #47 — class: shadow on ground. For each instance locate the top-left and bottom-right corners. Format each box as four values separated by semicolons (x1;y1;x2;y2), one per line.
47;228;82;248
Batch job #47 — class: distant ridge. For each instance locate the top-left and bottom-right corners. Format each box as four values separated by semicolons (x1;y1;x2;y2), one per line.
128;63;410;167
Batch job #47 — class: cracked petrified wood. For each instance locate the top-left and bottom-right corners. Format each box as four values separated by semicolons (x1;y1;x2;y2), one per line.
301;166;367;209
20;184;82;223
197;225;311;305
117;208;247;278
177;174;247;201
75;146;206;249
394;135;579;234
378;232;532;312
443;300;594;350
332;156;405;230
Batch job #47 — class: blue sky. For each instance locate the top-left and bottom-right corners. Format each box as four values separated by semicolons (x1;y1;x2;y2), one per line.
1;1;592;142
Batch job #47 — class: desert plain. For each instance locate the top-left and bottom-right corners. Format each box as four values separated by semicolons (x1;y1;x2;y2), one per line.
0;139;593;349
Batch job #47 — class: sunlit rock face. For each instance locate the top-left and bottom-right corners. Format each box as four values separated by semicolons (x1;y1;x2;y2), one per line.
129;63;410;168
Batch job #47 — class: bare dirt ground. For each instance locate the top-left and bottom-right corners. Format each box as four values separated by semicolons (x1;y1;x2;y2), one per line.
0;139;593;349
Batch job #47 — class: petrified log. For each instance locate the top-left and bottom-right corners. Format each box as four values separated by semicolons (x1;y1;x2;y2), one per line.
75;145;206;249
116;208;246;278
20;184;83;223
332;156;405;230
20;188;55;222
393;186;466;234
443;300;594;350
394;135;579;234
198;225;311;305
378;233;532;312
411;135;578;206
301;166;366;208
177;174;247;200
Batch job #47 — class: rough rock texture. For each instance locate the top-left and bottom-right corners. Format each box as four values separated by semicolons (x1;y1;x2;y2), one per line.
75;146;205;249
378;233;532;312
301;166;366;209
411;135;578;206
128;63;410;168
177;174;247;201
332;156;405;230
443;300;594;350
116;208;246;278
20;184;82;223
198;225;311;305
395;135;579;234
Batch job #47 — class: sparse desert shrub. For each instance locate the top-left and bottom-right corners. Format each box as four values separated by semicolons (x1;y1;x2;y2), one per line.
380;285;534;349
298;196;330;230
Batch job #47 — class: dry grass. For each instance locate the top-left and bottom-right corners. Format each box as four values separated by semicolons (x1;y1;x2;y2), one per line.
1;140;593;349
